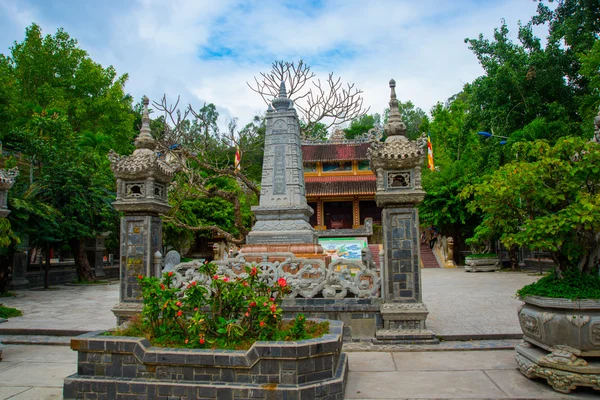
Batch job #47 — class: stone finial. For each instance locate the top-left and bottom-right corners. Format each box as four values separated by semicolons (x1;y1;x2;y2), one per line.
384;79;407;138
134;96;156;151
272;81;292;111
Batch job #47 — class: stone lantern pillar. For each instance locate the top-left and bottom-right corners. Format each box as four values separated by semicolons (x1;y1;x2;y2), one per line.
108;97;178;324
368;80;436;343
0;168;18;218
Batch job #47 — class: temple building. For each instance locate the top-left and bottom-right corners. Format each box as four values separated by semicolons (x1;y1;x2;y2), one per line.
302;129;383;240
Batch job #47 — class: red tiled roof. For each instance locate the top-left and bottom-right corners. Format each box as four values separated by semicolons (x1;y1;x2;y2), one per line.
302;143;371;162
305;175;376;197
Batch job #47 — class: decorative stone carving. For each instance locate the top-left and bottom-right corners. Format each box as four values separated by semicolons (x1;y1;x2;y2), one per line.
163;250;181;273
515;343;600;394
168;254;380;300
0;167;18;218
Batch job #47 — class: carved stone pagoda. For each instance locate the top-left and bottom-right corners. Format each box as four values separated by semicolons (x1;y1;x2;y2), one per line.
368;79;436;343
108;96;178;324
243;82;325;260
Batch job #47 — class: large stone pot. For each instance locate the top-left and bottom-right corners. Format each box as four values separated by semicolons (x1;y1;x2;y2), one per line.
64;320;347;400
464;255;501;272
515;296;600;394
518;296;600;356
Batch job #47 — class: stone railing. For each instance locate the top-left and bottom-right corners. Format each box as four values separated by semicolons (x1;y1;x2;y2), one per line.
168;253;380;299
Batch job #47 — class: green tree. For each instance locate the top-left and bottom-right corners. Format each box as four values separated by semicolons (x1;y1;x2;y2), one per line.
1;24;136;281
343;114;381;140
463;137;600;275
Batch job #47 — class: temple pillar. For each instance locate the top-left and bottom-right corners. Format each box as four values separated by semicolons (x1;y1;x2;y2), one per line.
369;80;437;344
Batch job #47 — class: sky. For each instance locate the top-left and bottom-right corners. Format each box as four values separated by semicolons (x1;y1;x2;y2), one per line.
0;0;549;132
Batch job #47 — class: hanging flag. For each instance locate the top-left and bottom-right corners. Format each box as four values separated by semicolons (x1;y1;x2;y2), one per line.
234;147;241;171
427;132;435;171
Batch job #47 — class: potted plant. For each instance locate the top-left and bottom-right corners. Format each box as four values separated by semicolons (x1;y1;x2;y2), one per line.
63;263;348;399
463;136;600;393
463;231;501;272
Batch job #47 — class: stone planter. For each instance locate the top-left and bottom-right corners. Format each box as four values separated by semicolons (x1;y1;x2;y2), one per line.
515;296;600;394
518;296;600;356
63;320;347;400
464;255;500;272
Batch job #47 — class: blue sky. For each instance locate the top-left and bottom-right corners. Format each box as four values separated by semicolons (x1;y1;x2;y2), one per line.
0;0;547;131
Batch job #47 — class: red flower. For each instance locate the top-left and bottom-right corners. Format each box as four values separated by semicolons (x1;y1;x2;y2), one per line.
223;277;229;283
249;301;256;307
137;274;143;280
213;275;219;280
277;278;287;288
199;337;205;344
168;271;174;277
194;308;199;311
184;339;189;344
245;312;249;317
270;297;275;302
270;304;276;312
176;310;183;317
250;266;258;276
263;302;268;307
176;301;182;307
260;321;265;327
242;281;249;287
160;284;165;290
192;281;197;286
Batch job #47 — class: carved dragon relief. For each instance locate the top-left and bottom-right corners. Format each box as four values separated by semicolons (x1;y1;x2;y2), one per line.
169;255;380;300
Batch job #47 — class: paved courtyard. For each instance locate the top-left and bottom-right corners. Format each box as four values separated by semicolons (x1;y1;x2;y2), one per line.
1;267;578;400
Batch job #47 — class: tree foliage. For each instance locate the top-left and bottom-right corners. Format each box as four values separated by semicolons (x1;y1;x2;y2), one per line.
0;23;136;281
463;137;600;275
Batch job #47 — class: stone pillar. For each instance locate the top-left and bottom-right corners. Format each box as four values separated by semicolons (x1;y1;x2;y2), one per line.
85;233;108;278
9;234;29;289
108;96;178;325
368;80;437;344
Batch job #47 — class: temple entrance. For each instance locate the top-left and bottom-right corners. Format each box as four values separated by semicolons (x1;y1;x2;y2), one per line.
323;201;353;229
359;200;382;225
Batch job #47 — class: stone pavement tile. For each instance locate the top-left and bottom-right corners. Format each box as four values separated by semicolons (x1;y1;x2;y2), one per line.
0;361;21;373
347;352;396;372
345;370;507;399
0;345;76;363
484;369;599;399
392;350;517;371
0;386;29;399
7;387;63;400
0;362;75;387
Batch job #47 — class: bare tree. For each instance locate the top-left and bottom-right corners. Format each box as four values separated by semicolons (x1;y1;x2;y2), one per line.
152;96;262;245
248;60;369;136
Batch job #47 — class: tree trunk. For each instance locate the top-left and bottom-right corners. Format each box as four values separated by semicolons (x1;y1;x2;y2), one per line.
70;238;96;282
508;246;519;271
44;242;50;289
0;250;12;294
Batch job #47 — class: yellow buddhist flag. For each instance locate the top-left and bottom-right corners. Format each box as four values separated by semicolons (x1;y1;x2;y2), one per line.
427;133;434;171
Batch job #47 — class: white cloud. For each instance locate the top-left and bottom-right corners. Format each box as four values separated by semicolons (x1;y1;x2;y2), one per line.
0;0;545;132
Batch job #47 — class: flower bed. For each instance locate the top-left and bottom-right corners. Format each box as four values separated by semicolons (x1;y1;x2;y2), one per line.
64;263;348;399
63;320;347;399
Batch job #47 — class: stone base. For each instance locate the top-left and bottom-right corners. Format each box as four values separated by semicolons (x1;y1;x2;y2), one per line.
240;244;330;265
375;302;438;344
515;342;600;394
111;302;142;326
374;329;438;344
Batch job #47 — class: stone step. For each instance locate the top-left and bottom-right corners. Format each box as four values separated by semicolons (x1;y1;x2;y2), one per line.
375;329;439;345
420;245;441;268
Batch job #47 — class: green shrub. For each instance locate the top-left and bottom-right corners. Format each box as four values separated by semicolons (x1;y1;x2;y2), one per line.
110;263;328;349
465;253;499;259
517;268;600;300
